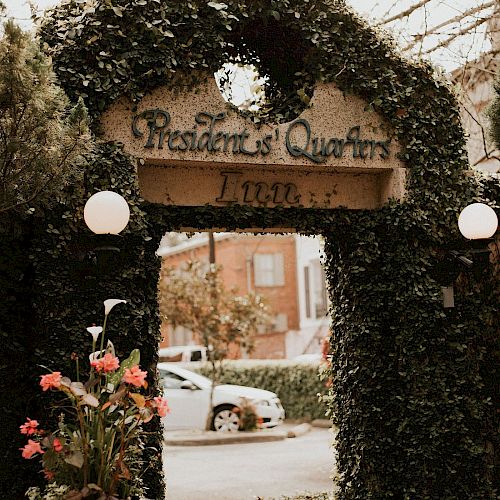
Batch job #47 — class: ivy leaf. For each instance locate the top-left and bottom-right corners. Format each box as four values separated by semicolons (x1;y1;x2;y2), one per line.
112;6;123;17
297;88;310;105
207;2;227;10
164;30;175;38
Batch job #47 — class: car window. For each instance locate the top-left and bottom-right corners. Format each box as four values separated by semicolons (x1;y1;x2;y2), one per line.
190;350;202;362
157;365;212;389
160;371;185;389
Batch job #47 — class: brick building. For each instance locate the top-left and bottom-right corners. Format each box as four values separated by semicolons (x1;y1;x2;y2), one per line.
158;233;329;359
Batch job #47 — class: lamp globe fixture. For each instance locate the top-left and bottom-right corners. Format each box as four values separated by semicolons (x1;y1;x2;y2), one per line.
84;191;130;235
458;203;498;240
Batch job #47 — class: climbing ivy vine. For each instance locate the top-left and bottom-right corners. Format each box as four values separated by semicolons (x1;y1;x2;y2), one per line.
15;0;497;498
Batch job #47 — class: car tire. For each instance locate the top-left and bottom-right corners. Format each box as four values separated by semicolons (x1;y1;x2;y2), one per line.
212;405;240;432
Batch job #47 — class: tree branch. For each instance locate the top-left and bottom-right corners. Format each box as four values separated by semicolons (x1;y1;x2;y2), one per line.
423;16;490;55
403;1;496;52
375;0;433;27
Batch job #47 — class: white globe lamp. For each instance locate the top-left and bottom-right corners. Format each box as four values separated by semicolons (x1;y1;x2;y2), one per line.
458;203;498;240
84;191;130;235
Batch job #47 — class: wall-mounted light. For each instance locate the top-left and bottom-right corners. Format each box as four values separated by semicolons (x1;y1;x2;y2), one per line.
84;190;130;235
458;202;498;240
440;202;498;308
76;191;131;276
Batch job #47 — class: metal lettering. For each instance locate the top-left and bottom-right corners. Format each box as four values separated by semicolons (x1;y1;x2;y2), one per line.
216;171;242;203
132;109;170;148
285;183;301;204
218;174;301;206
132;109;391;161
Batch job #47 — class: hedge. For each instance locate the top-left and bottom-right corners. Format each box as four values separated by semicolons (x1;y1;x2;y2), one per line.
194;360;328;420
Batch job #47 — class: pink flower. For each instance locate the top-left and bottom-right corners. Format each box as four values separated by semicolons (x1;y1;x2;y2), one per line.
20;440;44;459
40;372;62;391
91;353;120;373
122;365;147;388
20;418;39;436
153;396;170;417
52;438;63;453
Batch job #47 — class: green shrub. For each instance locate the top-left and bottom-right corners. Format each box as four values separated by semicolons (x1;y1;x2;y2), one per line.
195;360;329;420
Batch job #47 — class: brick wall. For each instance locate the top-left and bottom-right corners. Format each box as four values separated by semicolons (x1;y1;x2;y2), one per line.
159;233;299;358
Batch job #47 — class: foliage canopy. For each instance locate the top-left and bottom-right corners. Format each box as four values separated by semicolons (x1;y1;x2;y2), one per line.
0;21;91;215
160;260;270;359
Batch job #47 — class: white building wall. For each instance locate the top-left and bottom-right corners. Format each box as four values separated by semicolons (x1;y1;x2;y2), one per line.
285;235;330;358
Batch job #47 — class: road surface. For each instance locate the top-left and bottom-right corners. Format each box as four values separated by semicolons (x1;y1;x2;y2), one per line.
162;426;335;499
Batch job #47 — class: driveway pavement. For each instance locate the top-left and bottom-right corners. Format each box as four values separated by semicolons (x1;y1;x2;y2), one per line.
162;426;335;499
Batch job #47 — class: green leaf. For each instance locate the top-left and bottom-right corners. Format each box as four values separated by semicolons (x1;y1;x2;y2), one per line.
82;394;99;407
64;451;84;468
108;349;141;386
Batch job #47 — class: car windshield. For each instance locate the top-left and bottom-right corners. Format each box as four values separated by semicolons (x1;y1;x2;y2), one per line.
159;365;212;390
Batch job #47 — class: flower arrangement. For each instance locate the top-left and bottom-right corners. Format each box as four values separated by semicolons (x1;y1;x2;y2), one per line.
23;299;168;500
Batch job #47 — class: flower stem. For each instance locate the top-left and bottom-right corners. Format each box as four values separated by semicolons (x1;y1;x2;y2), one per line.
99;315;109;357
76;403;89;487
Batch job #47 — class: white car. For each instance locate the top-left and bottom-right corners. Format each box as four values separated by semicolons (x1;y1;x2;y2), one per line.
158;363;285;432
158;345;207;363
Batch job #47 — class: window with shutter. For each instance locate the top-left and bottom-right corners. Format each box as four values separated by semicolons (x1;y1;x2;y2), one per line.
311;259;328;318
253;253;285;287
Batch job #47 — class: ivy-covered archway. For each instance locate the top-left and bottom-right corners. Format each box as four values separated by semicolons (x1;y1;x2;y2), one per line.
12;0;497;498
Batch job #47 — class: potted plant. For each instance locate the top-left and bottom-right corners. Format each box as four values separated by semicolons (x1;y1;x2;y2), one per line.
22;299;168;500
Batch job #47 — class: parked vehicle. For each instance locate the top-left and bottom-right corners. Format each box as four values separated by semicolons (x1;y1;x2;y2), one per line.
158;345;207;363
158;363;285;432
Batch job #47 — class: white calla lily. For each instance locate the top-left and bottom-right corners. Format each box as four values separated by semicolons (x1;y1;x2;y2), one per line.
104;299;127;316
87;326;103;343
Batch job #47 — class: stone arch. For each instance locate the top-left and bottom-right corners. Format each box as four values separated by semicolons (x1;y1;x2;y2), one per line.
30;1;497;499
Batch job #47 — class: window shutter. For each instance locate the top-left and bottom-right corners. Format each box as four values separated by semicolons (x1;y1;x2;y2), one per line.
273;313;288;332
273;253;285;285
253;253;284;287
304;266;311;318
254;253;271;286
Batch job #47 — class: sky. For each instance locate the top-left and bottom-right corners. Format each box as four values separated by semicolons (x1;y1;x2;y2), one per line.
2;0;494;72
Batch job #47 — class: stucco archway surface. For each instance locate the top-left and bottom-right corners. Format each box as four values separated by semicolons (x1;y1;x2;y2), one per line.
101;75;406;212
